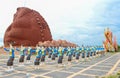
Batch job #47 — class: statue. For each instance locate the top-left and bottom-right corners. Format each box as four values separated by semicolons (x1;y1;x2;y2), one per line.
103;28;118;52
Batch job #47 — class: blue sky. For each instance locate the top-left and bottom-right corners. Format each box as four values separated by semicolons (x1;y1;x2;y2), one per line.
0;0;120;46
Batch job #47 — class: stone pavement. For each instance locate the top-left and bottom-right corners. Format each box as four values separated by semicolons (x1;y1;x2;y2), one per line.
0;53;120;78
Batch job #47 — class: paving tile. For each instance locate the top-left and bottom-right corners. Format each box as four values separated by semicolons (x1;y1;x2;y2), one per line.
73;75;95;78
35;76;47;78
28;69;50;75
82;69;107;76
73;64;89;68
62;67;83;72
98;63;114;67
45;71;71;78
91;66;111;71
2;73;26;78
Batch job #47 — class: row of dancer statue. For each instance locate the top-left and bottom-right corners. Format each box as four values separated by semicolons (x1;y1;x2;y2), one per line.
4;43;105;72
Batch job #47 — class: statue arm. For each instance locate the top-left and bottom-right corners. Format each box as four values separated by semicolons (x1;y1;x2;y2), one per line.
31;49;36;53
4;48;9;52
16;48;20;51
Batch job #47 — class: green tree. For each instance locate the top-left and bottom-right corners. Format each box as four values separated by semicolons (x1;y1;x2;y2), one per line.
118;45;120;51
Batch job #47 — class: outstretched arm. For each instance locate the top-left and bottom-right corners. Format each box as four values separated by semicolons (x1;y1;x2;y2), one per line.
16;48;20;51
30;49;36;54
4;48;9;52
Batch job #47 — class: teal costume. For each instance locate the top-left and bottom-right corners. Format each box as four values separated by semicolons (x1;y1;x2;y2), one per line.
34;49;41;65
16;48;26;62
58;47;64;64
4;48;15;66
40;48;46;62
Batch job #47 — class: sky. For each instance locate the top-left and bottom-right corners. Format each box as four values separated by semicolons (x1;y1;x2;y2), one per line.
0;0;120;46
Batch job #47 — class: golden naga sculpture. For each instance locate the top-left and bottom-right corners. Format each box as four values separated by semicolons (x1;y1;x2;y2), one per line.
103;28;118;52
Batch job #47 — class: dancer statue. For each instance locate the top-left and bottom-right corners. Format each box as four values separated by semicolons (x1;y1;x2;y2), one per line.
4;44;15;72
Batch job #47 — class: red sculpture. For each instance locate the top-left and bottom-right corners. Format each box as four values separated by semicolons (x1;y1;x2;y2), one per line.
4;7;52;46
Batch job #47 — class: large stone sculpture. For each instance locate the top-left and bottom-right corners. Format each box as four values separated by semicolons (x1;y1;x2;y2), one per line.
4;7;52;46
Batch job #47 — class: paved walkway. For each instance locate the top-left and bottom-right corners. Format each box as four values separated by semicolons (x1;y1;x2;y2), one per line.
0;53;120;78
